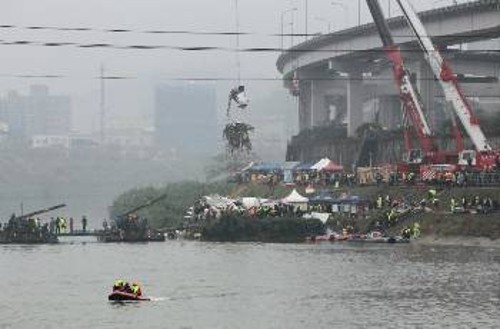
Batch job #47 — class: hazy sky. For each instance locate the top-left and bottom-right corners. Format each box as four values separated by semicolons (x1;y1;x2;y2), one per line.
0;0;467;132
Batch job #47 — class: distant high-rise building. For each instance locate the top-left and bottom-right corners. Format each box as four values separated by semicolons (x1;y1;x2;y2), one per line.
0;85;72;138
154;83;217;155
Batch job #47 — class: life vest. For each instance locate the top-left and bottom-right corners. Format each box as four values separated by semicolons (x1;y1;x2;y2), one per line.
131;284;141;296
113;280;124;290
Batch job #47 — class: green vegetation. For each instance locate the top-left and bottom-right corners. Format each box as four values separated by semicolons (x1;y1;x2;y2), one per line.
110;181;406;230
112;179;500;240
111;181;325;242
201;215;325;243
388;212;500;240
111;181;235;228
110;181;306;229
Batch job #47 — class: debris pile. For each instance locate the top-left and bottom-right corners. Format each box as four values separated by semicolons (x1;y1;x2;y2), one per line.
224;84;253;155
223;122;254;154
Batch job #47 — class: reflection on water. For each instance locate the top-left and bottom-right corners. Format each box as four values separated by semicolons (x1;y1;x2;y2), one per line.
1;241;499;329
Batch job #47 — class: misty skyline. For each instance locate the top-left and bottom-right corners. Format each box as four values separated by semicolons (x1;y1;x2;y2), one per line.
0;0;491;227
0;0;459;134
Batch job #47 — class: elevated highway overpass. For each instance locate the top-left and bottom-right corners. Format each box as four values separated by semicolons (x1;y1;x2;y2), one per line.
277;0;500;137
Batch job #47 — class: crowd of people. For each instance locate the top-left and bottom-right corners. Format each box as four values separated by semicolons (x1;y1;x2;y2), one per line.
0;214;90;239
48;216;88;234
0;214;52;241
369;187;499;234
188;198;306;224
188;185;499;230
450;195;497;214
234;170;357;188
231;159;500;189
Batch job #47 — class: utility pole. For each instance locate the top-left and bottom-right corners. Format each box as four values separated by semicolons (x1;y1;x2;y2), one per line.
315;16;331;33
331;2;348;30
358;0;362;25
280;8;297;52
100;64;106;144
305;0;309;41
234;0;241;83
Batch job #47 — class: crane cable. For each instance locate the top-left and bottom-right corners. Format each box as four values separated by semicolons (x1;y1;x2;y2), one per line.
235;0;241;85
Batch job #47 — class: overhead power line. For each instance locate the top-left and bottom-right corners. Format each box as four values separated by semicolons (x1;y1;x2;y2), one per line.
0;38;499;54
0;72;497;88
0;23;497;39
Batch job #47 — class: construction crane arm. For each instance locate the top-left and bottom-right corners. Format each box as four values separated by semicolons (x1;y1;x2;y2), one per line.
395;0;492;153
365;0;434;154
118;193;168;219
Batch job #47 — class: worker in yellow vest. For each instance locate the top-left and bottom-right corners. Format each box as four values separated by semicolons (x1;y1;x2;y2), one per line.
450;197;456;213
131;282;142;296
412;222;421;238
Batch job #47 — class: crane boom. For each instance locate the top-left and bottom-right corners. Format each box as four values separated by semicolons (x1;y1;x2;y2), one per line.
118;193;167;219
16;204;66;220
395;0;492;152
366;0;433;153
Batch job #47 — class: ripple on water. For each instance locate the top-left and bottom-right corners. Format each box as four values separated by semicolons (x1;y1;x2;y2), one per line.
1;241;499;329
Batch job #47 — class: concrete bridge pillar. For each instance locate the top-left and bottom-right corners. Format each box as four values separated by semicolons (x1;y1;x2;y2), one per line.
415;60;439;130
310;80;341;127
378;95;402;129
310;79;325;127
347;70;364;137
298;78;347;131
325;95;347;123
298;80;312;131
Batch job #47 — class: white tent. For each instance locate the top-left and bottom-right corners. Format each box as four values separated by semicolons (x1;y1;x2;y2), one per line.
242;197;260;209
240;161;255;172
281;189;309;204
204;195;236;208
303;212;331;224
311;158;330;171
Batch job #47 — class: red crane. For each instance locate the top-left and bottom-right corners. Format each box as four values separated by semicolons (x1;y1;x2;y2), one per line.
365;0;466;173
395;0;499;170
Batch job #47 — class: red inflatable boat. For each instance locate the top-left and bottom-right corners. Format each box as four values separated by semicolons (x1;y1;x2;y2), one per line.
108;290;150;301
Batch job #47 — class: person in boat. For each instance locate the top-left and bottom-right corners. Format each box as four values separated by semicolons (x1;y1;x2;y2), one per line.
113;279;125;291
402;227;411;240
131;282;142;297
123;282;132;294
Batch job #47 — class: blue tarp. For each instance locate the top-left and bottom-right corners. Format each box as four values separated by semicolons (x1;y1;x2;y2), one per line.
294;162;315;171
333;195;370;204
283;161;301;183
310;193;369;204
249;162;283;172
309;190;337;203
283;161;301;170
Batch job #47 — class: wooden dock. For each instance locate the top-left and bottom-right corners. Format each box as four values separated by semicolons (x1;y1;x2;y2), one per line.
56;230;99;237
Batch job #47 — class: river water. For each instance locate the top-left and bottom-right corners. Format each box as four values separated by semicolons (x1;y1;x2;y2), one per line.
1;238;499;329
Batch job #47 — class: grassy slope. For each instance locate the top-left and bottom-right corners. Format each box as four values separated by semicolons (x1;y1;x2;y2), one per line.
112;180;500;238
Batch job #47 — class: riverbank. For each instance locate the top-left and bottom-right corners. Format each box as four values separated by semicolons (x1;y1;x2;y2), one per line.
394;211;500;241
415;236;500;248
111;181;500;241
200;216;325;243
